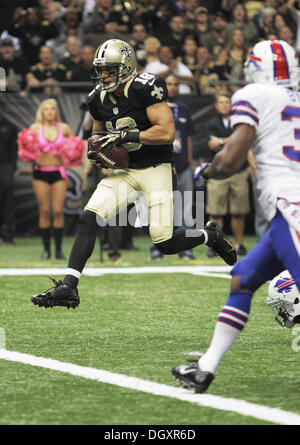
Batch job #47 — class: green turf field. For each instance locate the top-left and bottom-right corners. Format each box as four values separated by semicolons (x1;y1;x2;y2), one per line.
0;236;299;425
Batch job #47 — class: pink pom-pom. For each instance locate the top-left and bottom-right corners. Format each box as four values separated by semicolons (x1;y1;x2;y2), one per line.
18;129;41;162
59;136;85;166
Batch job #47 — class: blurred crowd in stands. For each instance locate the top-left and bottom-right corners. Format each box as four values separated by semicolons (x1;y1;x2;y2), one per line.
0;0;300;95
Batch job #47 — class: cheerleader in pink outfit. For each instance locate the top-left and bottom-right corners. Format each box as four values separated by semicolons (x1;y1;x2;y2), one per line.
18;98;84;259
32;99;72;259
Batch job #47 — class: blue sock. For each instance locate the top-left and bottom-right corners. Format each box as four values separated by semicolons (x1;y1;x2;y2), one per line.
218;290;253;331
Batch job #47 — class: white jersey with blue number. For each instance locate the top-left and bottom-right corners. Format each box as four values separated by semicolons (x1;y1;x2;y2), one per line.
230;83;300;221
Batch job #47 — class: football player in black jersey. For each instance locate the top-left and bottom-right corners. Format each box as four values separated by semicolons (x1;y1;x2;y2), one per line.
31;39;237;309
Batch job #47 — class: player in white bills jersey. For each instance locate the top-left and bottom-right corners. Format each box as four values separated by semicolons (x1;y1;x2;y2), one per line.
231;82;300;224
171;40;300;394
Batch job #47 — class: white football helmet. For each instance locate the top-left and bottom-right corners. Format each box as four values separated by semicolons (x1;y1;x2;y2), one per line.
244;40;300;90
92;39;137;92
267;270;300;328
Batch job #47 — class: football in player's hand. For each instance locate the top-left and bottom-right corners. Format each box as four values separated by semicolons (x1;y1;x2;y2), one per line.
88;133;130;169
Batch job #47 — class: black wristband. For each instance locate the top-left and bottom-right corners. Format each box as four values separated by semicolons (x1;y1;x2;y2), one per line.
123;130;140;143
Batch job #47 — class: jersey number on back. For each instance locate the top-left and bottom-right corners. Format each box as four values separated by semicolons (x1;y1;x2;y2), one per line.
281;106;300;162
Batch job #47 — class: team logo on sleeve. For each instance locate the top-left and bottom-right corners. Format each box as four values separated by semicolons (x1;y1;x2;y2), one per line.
151;85;164;100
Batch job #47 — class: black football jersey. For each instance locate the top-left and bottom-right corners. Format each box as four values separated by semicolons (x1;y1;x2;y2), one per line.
87;73;173;168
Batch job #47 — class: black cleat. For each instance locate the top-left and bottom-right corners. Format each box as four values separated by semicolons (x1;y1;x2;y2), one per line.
171;362;214;394
31;278;80;309
205;221;237;266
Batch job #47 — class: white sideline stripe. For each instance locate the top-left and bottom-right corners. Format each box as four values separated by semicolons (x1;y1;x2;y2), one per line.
0;349;299;425
0;266;232;278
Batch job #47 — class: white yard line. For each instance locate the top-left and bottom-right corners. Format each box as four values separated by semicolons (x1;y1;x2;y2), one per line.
0;348;299;425
0;266;232;278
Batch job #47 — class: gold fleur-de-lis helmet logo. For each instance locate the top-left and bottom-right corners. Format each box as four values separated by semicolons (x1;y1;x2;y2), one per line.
120;45;132;59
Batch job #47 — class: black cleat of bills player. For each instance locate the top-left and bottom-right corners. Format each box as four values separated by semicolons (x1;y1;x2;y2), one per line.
171;361;214;393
